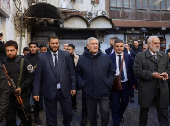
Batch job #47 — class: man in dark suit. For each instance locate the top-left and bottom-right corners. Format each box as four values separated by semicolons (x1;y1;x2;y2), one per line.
124;44;136;102
33;36;76;126
109;39;134;126
134;36;170;126
105;36;128;55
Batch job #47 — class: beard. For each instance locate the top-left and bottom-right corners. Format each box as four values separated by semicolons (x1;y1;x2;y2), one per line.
49;45;58;53
150;45;160;53
7;54;17;59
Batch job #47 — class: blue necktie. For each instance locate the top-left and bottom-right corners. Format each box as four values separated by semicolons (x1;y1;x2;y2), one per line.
118;55;125;80
53;54;60;83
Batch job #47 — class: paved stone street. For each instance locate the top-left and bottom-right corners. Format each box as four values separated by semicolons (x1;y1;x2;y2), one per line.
1;91;169;126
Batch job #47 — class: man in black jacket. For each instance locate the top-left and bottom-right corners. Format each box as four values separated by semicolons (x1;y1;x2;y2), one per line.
0;33;6;61
131;40;142;55
25;41;42;125
76;37;115;126
2;40;34;126
0;62;10;124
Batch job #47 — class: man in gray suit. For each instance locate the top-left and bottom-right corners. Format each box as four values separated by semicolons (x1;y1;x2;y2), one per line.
33;36;76;126
134;36;169;126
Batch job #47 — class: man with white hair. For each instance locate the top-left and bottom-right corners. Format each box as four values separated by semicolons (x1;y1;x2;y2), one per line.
134;36;170;126
76;37;115;126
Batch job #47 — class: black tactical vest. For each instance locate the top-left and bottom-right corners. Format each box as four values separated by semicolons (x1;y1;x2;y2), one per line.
2;55;23;87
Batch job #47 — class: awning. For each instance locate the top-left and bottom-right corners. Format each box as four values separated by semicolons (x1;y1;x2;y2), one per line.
63;15;89;29
23;3;65;27
89;16;114;29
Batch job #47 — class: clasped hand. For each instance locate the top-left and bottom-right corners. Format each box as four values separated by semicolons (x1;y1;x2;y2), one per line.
152;72;169;80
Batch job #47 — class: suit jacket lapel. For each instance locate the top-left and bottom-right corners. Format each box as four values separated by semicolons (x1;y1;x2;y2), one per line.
146;49;157;63
150;55;157;63
124;53;128;72
157;55;161;63
112;52;116;69
58;50;63;74
157;51;163;63
47;51;57;75
109;47;113;55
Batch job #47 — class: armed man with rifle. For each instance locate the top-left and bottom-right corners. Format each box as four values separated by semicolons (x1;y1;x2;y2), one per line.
1;40;34;126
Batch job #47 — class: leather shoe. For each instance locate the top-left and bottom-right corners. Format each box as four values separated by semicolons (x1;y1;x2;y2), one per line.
130;97;134;102
114;124;119;126
120;116;124;123
19;122;24;126
96;113;99;118
35;116;42;125
80;117;87;126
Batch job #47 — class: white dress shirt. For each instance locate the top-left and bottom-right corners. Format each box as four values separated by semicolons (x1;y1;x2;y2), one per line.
115;52;128;82
149;49;157;57
128;50;130;54
50;50;61;89
111;48;114;54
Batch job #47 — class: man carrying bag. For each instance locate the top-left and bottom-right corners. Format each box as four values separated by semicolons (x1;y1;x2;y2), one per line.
109;39;134;126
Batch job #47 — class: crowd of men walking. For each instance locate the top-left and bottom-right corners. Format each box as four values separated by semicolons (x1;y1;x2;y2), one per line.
0;32;170;126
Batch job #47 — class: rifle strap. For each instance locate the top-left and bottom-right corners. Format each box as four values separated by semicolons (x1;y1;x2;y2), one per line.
17;58;24;87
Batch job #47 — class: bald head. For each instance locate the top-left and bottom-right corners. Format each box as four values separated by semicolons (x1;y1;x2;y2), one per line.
142;44;148;51
63;44;68;51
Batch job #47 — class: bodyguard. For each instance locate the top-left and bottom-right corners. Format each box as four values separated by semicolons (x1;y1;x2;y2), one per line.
33;35;76;126
2;40;34;126
25;41;42;125
134;36;170;126
76;37;115;126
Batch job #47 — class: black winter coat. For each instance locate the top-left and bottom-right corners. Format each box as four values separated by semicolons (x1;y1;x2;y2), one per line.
0;63;10;122
76;48;115;99
0;41;6;61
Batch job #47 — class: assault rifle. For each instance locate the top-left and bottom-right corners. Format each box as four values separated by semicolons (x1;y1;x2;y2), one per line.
2;64;28;120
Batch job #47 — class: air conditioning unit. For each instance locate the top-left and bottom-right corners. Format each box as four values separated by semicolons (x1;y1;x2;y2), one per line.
97;11;107;16
86;11;94;18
